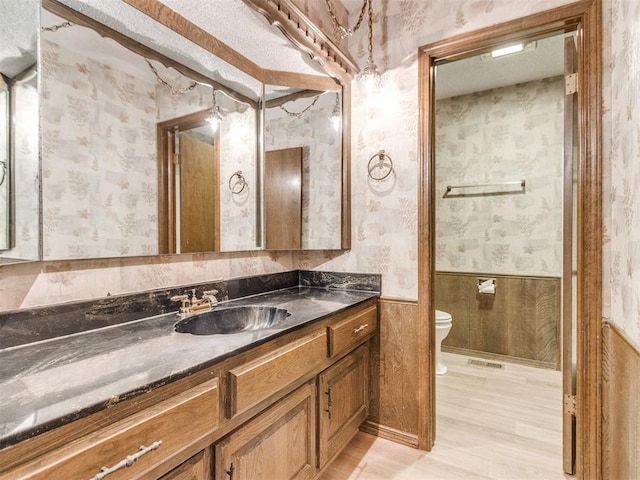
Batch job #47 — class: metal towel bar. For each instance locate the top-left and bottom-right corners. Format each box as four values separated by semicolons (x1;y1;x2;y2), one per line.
444;179;525;195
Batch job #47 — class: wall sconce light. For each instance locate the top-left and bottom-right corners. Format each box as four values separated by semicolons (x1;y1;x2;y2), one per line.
207;89;223;132
329;93;341;131
356;0;381;88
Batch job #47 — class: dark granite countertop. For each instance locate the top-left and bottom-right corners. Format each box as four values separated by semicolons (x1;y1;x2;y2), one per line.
0;280;379;450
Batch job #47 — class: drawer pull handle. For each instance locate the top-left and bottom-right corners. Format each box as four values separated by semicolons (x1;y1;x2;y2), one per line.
90;441;162;480
325;386;333;419
227;462;235;479
353;323;369;334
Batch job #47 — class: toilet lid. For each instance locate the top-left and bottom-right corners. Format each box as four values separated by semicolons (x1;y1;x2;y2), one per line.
435;310;452;323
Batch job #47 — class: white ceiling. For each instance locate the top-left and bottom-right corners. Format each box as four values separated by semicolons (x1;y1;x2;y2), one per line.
436;34;570;99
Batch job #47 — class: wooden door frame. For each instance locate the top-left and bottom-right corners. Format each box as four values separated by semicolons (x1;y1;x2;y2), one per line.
417;1;602;479
157;108;221;254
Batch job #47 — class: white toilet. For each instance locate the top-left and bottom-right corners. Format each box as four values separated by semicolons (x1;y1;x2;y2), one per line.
435;310;453;375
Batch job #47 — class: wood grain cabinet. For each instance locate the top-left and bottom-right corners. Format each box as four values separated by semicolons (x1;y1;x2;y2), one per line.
159;448;213;480
328;303;377;357
228;330;327;418
317;344;369;468
0;299;378;480
215;381;317;480
2;379;219;480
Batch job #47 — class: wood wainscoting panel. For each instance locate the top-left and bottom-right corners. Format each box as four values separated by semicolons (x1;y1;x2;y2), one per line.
602;321;640;480
435;272;561;369
362;298;419;448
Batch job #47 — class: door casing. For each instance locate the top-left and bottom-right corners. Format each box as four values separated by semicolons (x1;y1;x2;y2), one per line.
417;1;602;479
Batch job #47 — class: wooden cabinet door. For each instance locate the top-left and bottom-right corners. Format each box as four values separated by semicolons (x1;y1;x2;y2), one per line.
159;448;212;480
215;381;316;480
317;344;369;468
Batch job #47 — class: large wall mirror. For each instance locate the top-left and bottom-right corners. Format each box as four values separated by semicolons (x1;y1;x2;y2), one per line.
13;0;349;262
264;85;342;250
0;0;40;263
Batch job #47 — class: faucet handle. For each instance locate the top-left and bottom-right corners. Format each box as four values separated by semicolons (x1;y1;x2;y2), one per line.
170;294;190;313
203;289;219;304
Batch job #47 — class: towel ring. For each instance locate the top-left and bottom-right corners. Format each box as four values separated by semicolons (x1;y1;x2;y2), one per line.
228;170;247;194
367;150;393;181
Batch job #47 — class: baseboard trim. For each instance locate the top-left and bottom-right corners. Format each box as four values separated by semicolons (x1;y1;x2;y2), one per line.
359;421;419;448
442;345;559;370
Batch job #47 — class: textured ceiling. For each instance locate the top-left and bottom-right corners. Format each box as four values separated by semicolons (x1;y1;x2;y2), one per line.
55;0;265;99
0;0;38;78
153;0;326;76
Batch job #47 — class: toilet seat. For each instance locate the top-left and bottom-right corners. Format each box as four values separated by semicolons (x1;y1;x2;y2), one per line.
435;309;452;324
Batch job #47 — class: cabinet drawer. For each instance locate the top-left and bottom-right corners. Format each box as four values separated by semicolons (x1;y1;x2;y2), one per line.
10;379;219;480
228;330;327;417
328;304;377;357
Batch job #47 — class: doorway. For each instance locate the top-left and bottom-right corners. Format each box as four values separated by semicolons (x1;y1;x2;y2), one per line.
432;28;573;474
417;2;602;479
157;109;221;254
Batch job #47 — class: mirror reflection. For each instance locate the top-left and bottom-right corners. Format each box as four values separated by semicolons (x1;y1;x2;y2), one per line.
264;86;342;250
34;0;347;261
40;3;262;259
157;91;259;254
0;0;40;263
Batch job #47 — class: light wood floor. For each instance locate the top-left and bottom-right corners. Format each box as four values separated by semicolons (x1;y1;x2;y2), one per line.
319;352;571;480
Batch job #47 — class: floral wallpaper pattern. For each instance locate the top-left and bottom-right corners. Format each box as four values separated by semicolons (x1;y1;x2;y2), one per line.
435;77;564;276
264;92;342;249
604;0;640;342
6;79;40;261
41;37;158;259
0;88;7;250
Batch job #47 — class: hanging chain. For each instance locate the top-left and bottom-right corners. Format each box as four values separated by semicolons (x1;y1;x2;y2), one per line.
279;96;320;118
41;21;74;32
324;0;367;41
145;59;197;96
367;0;374;62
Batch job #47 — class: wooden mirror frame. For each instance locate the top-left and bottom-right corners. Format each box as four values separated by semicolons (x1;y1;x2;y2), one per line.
417;1;602;478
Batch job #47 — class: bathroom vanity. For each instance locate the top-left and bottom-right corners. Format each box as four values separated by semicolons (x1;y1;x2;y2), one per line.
0;271;379;479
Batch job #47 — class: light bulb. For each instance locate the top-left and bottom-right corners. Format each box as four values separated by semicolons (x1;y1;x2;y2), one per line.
207;107;223;132
357;59;382;90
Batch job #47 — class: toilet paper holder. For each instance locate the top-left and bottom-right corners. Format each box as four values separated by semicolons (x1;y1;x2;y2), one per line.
477;278;496;294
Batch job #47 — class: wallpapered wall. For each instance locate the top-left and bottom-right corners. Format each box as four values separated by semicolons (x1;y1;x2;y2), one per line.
435;77;564;277
4;0;638;348
603;0;640;343
264;92;342;249
6;79;39;261
0;89;7;250
41;36;158;259
41;19;260;260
